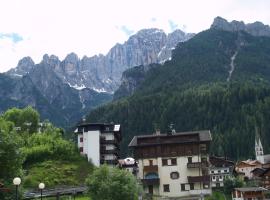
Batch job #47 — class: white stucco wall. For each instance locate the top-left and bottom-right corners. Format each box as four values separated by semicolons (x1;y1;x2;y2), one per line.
84;130;100;166
138;155;211;198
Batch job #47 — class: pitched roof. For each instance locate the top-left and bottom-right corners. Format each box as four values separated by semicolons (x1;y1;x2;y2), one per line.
129;130;211;147
210;156;235;167
234;187;267;192
238;159;261;166
251;168;267;176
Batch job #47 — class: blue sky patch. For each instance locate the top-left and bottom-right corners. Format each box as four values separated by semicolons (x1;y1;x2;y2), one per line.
119;26;134;36
168;20;178;31
0;33;23;43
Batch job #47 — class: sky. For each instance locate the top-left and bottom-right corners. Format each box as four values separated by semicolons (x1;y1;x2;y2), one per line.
0;0;270;72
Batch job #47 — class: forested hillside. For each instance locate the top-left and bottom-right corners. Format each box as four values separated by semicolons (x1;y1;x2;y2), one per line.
86;29;270;160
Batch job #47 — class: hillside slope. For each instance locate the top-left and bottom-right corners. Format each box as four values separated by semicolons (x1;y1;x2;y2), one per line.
86;28;270;160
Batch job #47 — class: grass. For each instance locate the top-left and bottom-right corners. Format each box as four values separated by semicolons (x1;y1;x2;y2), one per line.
23;159;94;189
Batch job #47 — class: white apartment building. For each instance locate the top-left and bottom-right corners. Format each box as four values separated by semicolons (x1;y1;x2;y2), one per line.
75;123;121;166
129;130;212;199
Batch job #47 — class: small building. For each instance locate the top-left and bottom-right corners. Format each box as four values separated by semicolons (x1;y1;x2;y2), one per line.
74;123;121;166
118;157;138;175
235;160;262;180
232;187;267;200
209;156;235;188
129;129;212;199
252;168;270;189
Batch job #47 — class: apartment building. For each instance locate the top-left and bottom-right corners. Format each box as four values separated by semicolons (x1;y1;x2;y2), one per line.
75;123;121;166
209;156;235;188
129;129;212;199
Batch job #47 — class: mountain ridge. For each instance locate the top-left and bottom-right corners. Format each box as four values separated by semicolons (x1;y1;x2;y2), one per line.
6;28;194;93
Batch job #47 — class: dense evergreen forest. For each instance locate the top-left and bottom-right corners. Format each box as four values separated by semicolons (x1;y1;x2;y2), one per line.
86;29;270;160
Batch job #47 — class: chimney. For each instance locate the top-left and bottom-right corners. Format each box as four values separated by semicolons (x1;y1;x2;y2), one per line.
155;129;161;135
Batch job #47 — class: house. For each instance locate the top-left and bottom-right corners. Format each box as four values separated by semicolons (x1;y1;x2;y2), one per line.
235;160;262;180
74;123;121;166
129;129;212;199
209;156;235;188
232;187;267;200
252;168;270;189
118;157;138;175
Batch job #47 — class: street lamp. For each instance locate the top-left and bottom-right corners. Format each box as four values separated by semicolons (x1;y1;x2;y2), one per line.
13;177;21;200
38;183;45;200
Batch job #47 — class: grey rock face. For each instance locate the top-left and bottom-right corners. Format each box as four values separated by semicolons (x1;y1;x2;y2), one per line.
6;57;35;78
211;16;270;37
7;28;194;93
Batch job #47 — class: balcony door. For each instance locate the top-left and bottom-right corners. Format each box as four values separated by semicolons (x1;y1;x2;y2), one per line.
148;185;153;194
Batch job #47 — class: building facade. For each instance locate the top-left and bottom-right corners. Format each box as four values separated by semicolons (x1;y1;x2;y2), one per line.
129;130;212;199
232;187;267;200
75;123;121;166
209;156;235;188
235;160;262;180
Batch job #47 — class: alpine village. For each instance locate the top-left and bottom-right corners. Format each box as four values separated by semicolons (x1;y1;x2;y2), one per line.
3;16;270;200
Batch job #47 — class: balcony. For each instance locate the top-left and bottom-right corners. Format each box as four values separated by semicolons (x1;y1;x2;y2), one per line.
142;172;160;185
100;159;118;165
100;138;118;144
189;189;212;196
188;175;210;183
187;162;208;168
141;178;160;185
143;165;158;173
100;149;119;155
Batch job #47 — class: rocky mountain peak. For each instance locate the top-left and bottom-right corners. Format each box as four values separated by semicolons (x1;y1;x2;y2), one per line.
18;56;35;68
6;56;35;78
64;52;79;64
211;16;270;37
6;28;195;93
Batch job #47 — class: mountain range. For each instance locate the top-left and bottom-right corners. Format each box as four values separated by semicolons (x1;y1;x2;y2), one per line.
1;28;193;127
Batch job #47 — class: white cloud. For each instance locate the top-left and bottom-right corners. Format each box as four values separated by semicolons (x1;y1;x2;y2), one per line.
0;0;270;72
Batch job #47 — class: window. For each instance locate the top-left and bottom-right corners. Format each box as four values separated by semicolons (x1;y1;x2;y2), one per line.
171;158;177;165
190;183;194;190
170;172;179;179
163;184;170;192
188;157;192;163
79;147;83;152
203;183;209;189
216;183;220;188
212;176;216;180
80;137;83;142
211;170;214;174
218;170;221;173
181;184;186;191
149;160;153;166
162;159;168;166
224;169;228;173
201;157;207;163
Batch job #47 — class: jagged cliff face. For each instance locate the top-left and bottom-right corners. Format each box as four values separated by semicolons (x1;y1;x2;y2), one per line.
211;16;270;37
7;28;194;93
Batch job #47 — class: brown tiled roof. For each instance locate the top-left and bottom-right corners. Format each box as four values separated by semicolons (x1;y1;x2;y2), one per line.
129;130;211;147
210;156;235;167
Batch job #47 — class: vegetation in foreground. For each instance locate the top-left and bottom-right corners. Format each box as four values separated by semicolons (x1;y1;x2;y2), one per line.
0;107;93;200
86;165;141;200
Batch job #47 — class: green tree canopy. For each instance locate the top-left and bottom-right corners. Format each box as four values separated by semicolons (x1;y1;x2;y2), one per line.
2;106;40;134
86;165;141;200
0;118;24;200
